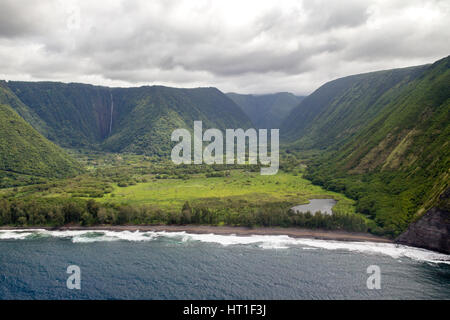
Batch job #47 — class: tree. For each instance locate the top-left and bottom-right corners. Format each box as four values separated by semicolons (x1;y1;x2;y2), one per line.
181;201;192;224
62;202;83;223
0;199;11;225
97;207;115;224
86;200;99;221
81;212;94;226
51;207;65;226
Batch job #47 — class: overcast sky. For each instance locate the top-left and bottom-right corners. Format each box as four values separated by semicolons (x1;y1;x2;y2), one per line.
0;0;449;95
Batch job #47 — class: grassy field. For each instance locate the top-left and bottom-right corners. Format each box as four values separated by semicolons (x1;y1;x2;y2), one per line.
99;170;357;215
0;152;358;214
1;152;370;231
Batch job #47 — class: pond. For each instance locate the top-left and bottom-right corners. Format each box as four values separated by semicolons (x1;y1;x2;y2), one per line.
291;198;337;215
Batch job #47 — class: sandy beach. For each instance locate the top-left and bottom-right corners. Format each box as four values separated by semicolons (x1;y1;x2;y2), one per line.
0;225;392;243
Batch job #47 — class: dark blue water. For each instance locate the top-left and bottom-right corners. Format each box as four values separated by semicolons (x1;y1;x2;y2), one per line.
0;229;449;299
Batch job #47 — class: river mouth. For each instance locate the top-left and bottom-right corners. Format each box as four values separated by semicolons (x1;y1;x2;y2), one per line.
291;199;337;215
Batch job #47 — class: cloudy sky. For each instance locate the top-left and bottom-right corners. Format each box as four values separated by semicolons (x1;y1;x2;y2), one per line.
0;0;449;95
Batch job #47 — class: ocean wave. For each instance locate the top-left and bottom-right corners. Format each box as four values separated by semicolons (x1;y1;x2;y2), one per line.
0;229;449;264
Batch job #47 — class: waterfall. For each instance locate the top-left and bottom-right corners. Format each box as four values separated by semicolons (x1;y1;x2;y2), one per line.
109;92;114;135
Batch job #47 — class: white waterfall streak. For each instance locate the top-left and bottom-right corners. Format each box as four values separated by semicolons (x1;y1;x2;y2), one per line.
109;92;114;135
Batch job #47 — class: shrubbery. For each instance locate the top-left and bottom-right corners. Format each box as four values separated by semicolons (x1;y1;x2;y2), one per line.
0;198;368;232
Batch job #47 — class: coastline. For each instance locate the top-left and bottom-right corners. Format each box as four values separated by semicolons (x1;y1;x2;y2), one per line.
0;225;392;243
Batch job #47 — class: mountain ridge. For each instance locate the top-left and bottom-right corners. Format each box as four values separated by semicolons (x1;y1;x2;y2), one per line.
0;96;82;186
282;64;430;149
4;81;253;155
296;56;449;237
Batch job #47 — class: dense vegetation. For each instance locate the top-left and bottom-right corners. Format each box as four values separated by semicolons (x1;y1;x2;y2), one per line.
282;64;428;149
0;152;369;232
227;92;304;129
6;82;252;155
102;86;252;155
0;197;368;232
5;81;112;147
0;103;82;187
0;56;448;238
293;56;450;237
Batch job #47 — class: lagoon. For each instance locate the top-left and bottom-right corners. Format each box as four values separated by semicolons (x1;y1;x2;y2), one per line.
291;199;337;215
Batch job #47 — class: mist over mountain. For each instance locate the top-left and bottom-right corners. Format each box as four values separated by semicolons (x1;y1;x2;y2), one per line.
227;92;304;129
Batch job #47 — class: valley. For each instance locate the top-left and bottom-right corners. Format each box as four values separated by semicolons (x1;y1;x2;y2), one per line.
0;152;368;233
2;0;450;303
0;56;448;251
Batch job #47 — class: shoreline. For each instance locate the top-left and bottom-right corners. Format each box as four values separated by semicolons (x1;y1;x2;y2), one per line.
0;225;392;243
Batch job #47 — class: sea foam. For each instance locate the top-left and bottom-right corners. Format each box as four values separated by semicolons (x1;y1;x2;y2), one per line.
0;229;449;264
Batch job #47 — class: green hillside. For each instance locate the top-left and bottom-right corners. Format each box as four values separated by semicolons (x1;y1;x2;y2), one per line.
282;65;428;149
0;81;50;136
227;92;304;129
0;57;448;239
103;86;252;155
298;56;450;236
0;103;82;187
6;82;252;156
7;81;114;148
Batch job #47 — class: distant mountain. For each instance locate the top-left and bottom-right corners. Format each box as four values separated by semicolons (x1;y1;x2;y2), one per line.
287;56;449;237
0;85;82;186
5;82;252;156
227;92;304;129
103;86;253;156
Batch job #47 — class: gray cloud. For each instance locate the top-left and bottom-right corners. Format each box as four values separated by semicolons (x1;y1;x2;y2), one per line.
0;0;449;94
0;0;44;37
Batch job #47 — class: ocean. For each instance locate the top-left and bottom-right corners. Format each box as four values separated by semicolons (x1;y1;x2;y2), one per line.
0;229;449;299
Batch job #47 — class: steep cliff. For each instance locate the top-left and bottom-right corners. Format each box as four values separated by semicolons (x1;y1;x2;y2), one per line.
396;189;450;254
396;208;450;254
0;103;82;184
299;56;449;237
5;82;252;155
